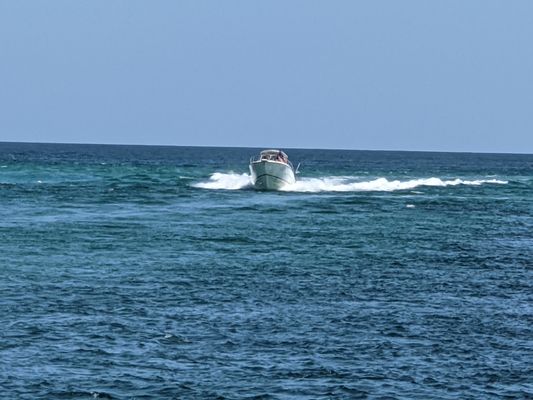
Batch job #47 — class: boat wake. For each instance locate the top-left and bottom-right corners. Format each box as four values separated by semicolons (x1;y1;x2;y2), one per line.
193;172;252;190
193;173;507;192
282;177;508;192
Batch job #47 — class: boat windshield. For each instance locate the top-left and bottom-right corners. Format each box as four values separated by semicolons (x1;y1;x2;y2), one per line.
250;149;294;170
260;150;288;163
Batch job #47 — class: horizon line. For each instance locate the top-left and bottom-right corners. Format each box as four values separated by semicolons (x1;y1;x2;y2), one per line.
0;140;531;156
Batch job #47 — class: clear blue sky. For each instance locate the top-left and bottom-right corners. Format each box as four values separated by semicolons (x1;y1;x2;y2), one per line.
1;1;532;153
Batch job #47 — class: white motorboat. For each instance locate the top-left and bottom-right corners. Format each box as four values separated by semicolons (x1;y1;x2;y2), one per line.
249;149;297;190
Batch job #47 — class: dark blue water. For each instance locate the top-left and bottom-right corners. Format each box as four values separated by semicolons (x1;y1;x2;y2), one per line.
1;142;532;399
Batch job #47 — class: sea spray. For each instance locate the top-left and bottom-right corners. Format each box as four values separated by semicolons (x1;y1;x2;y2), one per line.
281;177;508;192
193;172;252;190
194;173;508;192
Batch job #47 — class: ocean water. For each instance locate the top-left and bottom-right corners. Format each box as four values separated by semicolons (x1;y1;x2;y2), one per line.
0;142;531;399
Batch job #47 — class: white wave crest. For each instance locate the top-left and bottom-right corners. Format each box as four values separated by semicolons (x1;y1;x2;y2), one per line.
281;177;508;192
193;173;507;192
193;172;252;190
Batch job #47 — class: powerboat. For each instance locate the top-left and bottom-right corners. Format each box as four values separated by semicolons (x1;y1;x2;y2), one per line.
249;149;297;190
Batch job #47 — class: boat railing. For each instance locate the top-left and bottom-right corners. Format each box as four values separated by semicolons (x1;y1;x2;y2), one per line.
287;160;295;171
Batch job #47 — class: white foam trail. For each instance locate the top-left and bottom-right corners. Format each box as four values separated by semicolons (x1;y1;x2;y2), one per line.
281;177;508;192
193;173;507;192
193;172;252;190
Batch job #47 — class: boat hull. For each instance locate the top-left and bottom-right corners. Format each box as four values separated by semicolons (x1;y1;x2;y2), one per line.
249;160;296;190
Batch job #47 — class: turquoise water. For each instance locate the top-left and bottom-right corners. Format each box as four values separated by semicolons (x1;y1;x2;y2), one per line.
1;142;532;399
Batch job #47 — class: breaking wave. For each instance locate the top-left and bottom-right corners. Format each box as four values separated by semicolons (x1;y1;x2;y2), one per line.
193;173;507;192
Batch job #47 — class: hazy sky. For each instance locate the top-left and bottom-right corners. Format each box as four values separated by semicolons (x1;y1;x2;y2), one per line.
1;1;532;152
